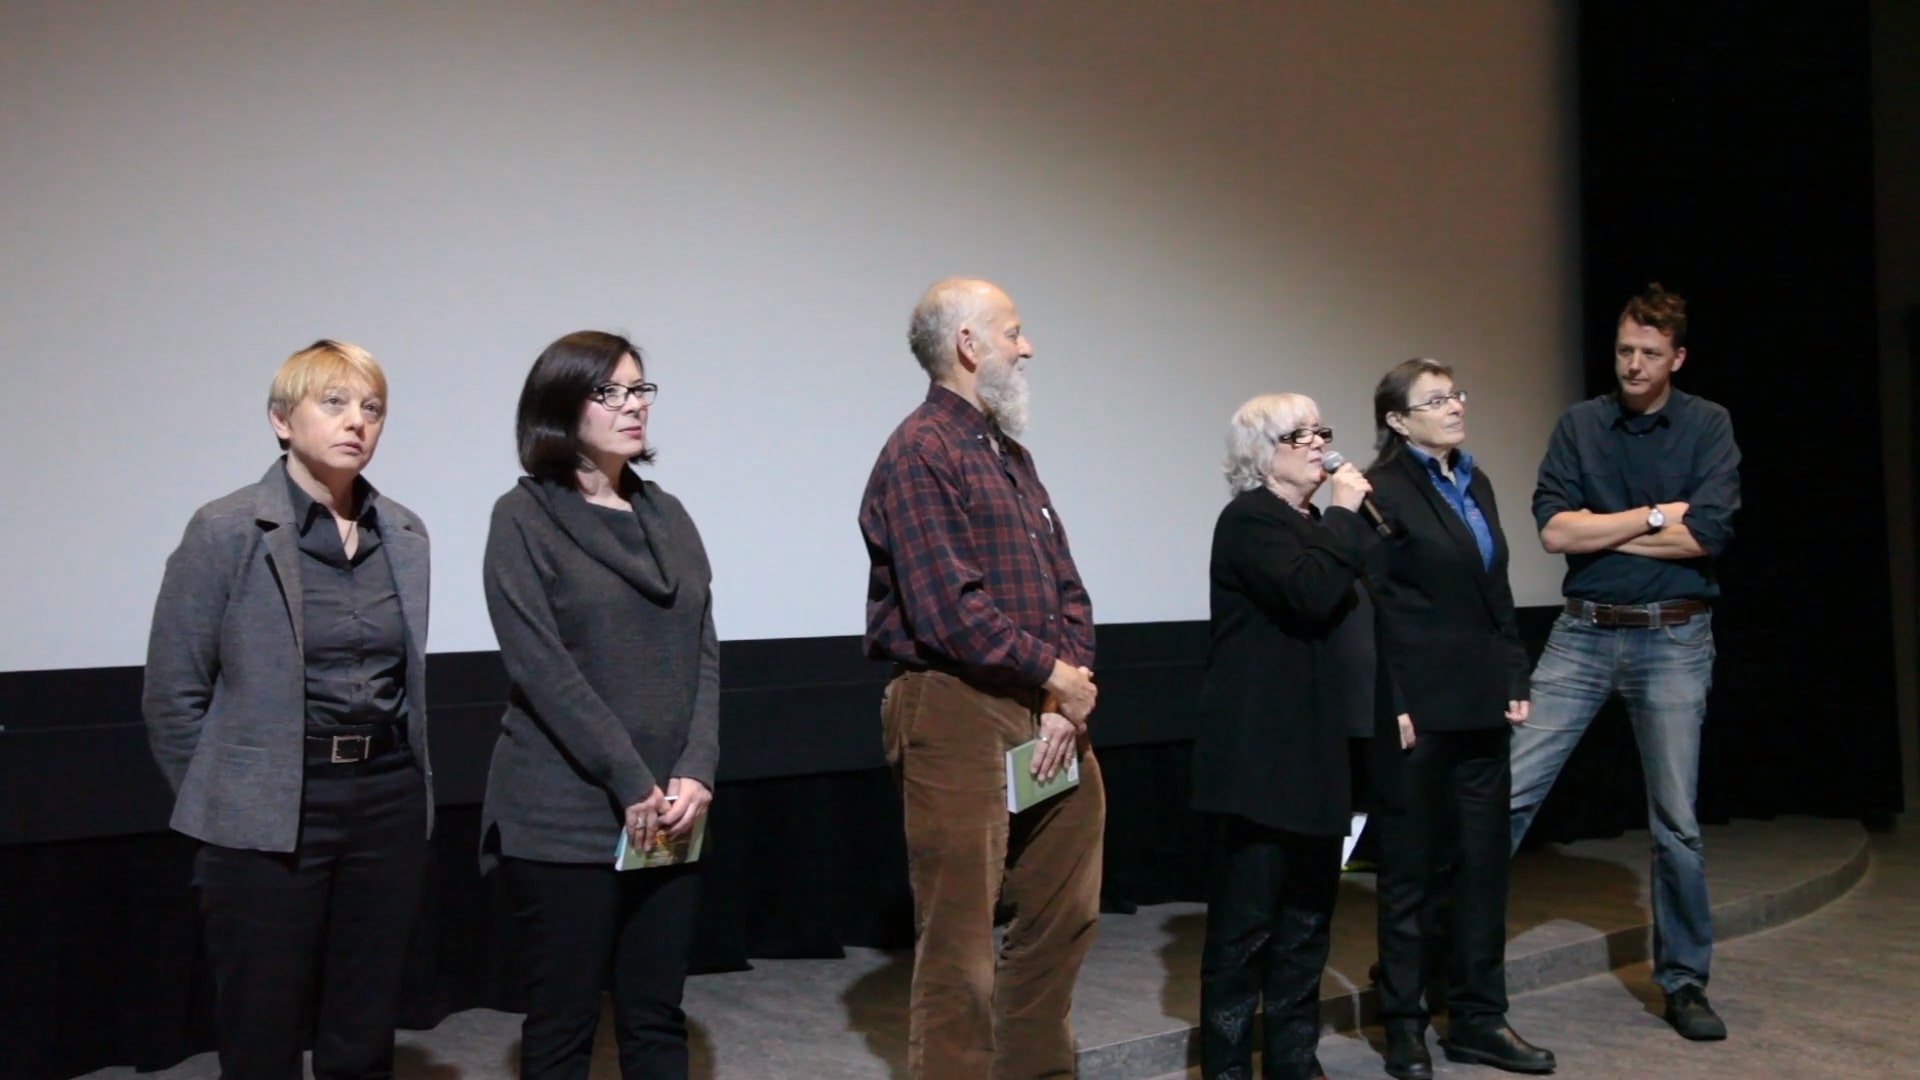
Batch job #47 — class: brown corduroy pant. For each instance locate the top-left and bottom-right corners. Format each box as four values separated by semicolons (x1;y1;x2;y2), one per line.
882;669;1107;1080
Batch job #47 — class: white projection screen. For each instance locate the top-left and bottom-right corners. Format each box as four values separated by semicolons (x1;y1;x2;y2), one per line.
0;0;1582;673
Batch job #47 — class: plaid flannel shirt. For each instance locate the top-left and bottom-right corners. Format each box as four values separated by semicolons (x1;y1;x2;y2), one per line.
859;385;1095;687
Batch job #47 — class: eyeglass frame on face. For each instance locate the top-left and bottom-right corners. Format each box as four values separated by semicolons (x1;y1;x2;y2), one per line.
1275;425;1334;448
1402;388;1468;413
588;381;658;410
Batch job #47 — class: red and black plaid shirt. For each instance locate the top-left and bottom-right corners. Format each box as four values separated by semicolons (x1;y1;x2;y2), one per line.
859;385;1095;687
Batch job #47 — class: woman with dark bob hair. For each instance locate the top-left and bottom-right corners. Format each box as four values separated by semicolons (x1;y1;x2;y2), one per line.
481;330;719;1079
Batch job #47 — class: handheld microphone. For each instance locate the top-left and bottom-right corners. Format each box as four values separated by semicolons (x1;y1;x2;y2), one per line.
1320;451;1393;537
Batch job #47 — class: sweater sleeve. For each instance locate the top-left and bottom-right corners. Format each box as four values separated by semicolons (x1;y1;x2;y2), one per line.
1225;500;1379;625
671;591;722;788
483;500;654;806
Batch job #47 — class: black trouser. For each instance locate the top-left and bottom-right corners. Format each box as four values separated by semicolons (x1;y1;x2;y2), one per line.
1198;815;1341;1080
503;857;702;1080
194;753;427;1080
1375;726;1511;1028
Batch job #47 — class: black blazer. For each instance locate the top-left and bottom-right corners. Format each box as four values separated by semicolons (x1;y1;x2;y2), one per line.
1365;449;1529;738
1192;488;1384;836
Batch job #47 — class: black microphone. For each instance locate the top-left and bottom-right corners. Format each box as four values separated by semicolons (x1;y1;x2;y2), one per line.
1321;451;1392;537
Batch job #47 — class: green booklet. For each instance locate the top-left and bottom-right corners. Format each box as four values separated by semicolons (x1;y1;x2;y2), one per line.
1006;738;1081;813
613;814;708;870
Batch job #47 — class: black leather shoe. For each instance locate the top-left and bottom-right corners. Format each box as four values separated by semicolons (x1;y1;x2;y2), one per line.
1664;984;1728;1040
1440;1021;1556;1074
1382;1021;1433;1080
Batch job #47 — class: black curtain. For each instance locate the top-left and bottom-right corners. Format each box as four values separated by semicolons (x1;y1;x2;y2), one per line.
1528;0;1905;845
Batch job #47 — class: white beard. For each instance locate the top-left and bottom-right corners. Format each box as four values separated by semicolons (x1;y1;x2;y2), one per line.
976;354;1030;438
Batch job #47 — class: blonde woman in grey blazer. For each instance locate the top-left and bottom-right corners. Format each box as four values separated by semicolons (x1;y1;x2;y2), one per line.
482;330;719;1080
142;340;432;1080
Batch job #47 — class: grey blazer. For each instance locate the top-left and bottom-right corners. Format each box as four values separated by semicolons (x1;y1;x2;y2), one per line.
142;460;433;851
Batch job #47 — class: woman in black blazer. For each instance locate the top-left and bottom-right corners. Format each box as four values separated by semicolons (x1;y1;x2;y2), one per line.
1192;393;1383;1080
1364;359;1554;1078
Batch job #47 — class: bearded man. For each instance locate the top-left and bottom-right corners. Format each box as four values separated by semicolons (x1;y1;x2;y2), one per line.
857;277;1104;1080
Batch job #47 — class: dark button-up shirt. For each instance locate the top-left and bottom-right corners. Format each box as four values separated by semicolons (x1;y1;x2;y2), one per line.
286;470;410;731
1407;444;1495;570
859;384;1095;688
1531;389;1741;603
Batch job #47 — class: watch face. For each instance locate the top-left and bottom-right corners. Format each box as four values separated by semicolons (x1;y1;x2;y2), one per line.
1648;507;1666;528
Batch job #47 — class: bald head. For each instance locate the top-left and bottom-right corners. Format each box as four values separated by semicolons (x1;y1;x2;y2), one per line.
907;277;1011;381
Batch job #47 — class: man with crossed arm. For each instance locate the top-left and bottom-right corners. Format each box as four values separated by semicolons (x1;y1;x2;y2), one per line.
1511;283;1742;1042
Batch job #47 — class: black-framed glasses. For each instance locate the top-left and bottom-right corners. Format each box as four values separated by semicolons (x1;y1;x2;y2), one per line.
589;382;658;409
1276;426;1334;447
1404;389;1468;412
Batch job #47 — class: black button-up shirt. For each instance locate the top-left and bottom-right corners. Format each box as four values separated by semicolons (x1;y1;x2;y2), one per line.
1531;389;1742;603
286;469;410;731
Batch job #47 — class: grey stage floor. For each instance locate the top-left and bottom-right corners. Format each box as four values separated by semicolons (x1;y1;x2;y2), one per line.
83;816;1884;1079
1154;825;1920;1080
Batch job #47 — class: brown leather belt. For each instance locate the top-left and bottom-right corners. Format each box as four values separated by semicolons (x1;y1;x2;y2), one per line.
1564;598;1708;628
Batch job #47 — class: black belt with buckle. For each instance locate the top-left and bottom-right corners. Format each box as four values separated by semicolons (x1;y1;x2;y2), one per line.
304;726;403;764
1564;598;1709;628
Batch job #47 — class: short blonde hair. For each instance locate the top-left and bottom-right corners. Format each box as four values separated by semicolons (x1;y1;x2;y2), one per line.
268;339;387;419
1223;392;1318;494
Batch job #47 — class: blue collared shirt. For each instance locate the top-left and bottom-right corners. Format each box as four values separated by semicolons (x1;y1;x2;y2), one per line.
1406;444;1495;570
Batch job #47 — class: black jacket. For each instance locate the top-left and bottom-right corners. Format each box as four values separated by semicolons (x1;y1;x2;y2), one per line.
1366;449;1528;740
1192;488;1383;836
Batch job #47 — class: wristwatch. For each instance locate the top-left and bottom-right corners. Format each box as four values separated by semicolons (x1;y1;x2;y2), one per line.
1646;506;1667;531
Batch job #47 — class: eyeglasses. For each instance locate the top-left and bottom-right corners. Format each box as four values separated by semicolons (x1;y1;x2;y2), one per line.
1404;389;1468;412
1276;426;1334;447
588;382;658;409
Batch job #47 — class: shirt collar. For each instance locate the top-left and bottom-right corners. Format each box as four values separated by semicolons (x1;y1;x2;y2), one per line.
281;458;378;537
924;382;1007;448
1405;443;1474;479
1610;387;1688;430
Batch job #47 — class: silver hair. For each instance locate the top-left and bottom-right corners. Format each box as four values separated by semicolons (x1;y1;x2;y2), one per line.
1223;392;1319;494
907;277;992;379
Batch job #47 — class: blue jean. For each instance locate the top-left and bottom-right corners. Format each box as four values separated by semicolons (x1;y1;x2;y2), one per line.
1508;609;1716;992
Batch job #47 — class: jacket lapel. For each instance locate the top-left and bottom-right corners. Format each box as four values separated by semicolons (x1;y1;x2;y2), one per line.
252;462;305;657
383;517;431;653
1465;468;1507;575
1396;452;1489;583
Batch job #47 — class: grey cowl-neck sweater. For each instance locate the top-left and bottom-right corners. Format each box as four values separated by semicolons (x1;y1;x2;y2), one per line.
479;472;719;868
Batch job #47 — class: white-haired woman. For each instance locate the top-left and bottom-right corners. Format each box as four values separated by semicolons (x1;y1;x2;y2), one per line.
1192;393;1383;1080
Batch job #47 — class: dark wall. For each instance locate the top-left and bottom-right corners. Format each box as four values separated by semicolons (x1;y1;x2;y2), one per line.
1573;0;1903;824
1870;0;1920;811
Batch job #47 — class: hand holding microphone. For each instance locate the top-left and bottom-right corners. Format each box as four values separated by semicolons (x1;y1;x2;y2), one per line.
1320;451;1392;537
